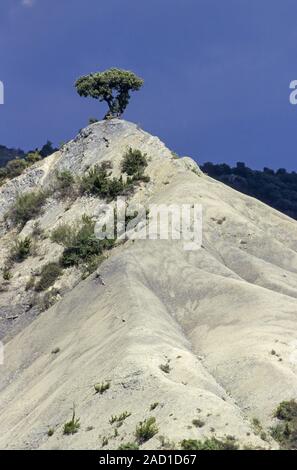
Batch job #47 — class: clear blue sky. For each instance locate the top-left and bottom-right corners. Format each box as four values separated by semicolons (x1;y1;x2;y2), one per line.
1;0;297;170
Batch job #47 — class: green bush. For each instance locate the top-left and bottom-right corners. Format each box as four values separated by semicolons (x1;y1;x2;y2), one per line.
81;163;125;200
54;170;75;198
35;262;62;292
1;264;12;281
275;400;297;421
180;437;238;451
10;236;32;262
121;148;148;178
51;223;74;246
6;159;28;178
135;417;158;444
94;381;110;394
59;216;115;268
9;190;47;227
118;442;139;450
26;151;42;164
271;400;297;449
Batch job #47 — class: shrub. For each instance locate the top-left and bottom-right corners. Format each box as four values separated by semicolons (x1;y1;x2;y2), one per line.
35;262;62;292
10;236;32;262
52;216;115;270
94;381;110;394
9;191;47;227
121;148;148;178
81;163;125;200
2;264;12;281
60;216;114;268
51;223;74;246
275;400;297;421
63;407;80;435
26;151;42;164
135;417;158;444
180;437;239;451
118;442;139;450
6;159;28;178
54;170;75;198
271;400;297;449
109;411;131;425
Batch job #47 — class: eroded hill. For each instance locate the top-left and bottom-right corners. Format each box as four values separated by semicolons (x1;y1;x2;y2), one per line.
0;120;297;449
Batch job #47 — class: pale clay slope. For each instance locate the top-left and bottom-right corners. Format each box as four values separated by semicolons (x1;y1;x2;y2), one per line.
0;120;297;449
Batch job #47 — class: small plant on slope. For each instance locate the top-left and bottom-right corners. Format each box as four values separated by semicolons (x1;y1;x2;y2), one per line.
35;262;62;292
63;406;80;435
135;417;159;444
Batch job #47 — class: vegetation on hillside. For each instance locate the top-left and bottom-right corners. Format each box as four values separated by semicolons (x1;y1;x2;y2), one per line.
0;141;57;186
201;161;297;220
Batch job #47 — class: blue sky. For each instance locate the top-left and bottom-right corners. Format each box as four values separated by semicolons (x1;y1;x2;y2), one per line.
1;0;297;169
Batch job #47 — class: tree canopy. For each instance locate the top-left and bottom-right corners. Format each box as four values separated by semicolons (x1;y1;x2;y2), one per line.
75;68;144;119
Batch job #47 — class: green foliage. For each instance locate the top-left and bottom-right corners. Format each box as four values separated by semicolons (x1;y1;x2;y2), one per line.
47;428;55;437
39;140;56;158
180;436;239;450
94;381;110;395
10;236;32;262
8;190;47;227
271;400;297;449
118;442;139;450
60;216;113;268
135;417;158;444
5;158;28;178
52;216;115;270
75;68;144;119
51;223;73;246
26;151;42;164
275;400;297;421
54;170;75;198
63;407;80;435
35;262;62;292
1;264;12;281
121;148;148;178
80;163;125;200
109;411;131;425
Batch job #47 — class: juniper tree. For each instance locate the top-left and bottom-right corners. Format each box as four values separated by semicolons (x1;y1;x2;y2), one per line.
75;68;144;119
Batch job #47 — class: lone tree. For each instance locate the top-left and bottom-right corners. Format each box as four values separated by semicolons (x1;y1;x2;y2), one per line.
75;68;144;119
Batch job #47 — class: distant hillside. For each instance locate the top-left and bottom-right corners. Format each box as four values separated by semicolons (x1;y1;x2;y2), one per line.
0;145;25;167
201;161;297;220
